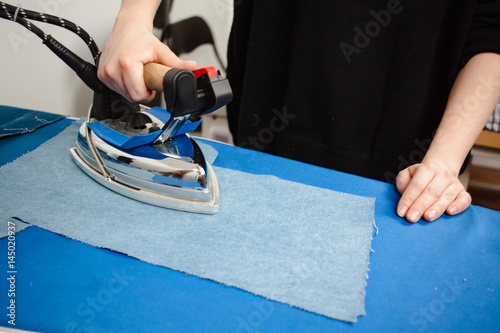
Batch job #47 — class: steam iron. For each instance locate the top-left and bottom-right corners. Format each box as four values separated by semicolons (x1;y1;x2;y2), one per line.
71;65;232;214
0;2;232;214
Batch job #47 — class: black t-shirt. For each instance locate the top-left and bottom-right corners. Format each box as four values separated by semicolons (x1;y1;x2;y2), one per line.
226;0;500;183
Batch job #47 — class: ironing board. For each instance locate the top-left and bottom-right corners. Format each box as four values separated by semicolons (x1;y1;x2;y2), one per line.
0;109;499;332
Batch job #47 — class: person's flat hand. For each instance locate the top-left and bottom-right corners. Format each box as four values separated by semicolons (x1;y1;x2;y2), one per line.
395;163;472;223
98;18;196;103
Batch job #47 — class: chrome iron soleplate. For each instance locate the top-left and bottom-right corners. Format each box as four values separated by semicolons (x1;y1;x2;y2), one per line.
70;146;219;214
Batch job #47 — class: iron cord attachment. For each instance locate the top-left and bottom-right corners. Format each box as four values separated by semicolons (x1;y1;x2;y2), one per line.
0;1;100;61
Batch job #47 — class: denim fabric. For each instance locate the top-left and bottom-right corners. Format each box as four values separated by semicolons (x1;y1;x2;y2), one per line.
0;105;63;138
0;121;375;322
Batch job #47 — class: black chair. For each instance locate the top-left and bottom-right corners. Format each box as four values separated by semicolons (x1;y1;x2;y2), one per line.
152;0;173;33
148;0;225;108
161;16;226;71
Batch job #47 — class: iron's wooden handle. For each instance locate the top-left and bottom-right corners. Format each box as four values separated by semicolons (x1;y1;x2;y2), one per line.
143;63;173;92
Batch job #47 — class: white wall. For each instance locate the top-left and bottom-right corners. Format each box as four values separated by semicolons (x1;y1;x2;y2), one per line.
0;0;233;117
0;0;121;117
170;0;233;70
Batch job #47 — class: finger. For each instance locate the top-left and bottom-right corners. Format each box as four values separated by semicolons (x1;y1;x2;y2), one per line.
422;181;463;222
395;166;417;218
120;58;155;103
396;167;412;194
155;43;197;70
405;171;457;222
97;62;124;94
446;191;472;216
397;164;435;220
97;57;137;102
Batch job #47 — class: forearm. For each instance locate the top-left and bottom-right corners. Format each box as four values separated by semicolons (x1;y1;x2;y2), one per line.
424;52;500;174
396;52;500;223
117;0;162;28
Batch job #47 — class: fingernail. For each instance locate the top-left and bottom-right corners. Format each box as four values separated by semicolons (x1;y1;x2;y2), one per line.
397;206;408;217
449;206;458;215
427;210;437;221
409;211;420;223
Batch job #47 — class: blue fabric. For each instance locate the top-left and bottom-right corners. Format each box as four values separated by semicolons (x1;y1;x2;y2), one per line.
0;117;499;332
0;121;375;323
0;105;64;138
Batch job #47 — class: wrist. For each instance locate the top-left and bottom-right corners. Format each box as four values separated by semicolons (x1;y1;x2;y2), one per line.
422;150;462;176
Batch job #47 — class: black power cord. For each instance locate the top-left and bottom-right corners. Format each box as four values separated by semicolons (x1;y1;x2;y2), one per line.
0;2;140;121
0;2;104;92
0;2;99;61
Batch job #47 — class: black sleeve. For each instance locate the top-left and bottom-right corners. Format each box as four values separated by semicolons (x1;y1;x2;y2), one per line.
226;0;254;140
461;0;500;66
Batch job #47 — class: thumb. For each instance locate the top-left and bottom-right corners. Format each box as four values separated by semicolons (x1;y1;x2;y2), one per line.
154;42;197;70
395;166;414;194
